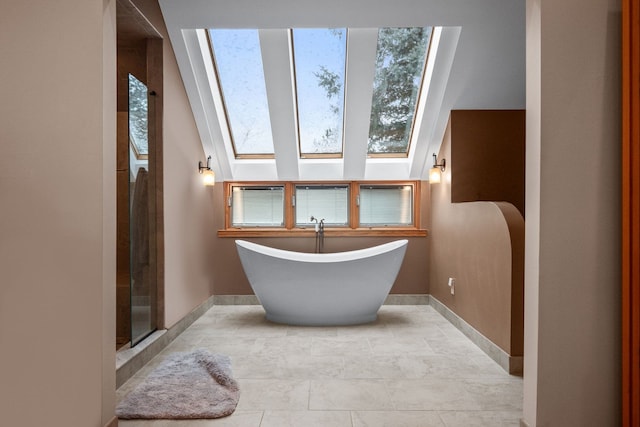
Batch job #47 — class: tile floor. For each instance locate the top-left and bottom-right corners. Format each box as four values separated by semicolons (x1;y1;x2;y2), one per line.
117;305;523;427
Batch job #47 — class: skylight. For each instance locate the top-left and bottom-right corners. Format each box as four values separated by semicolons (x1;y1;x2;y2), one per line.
161;0;526;183
205;26;434;164
128;74;148;159
368;27;432;156
208;29;275;157
292;28;347;157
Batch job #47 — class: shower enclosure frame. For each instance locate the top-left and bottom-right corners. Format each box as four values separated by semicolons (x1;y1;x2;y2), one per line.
116;0;165;349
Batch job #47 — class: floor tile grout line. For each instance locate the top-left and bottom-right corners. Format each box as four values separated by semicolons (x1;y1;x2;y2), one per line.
117;305;522;425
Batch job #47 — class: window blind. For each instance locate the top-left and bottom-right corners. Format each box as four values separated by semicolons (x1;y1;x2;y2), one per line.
295;185;349;226
231;186;284;226
359;185;413;226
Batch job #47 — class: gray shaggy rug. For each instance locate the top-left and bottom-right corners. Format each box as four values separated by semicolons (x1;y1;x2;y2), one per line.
116;349;239;419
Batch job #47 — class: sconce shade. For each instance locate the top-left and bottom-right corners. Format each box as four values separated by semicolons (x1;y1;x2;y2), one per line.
202;169;215;186
429;167;442;183
198;155;215;186
429;153;446;184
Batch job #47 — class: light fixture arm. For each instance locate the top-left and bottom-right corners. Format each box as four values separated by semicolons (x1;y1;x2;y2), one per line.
432;153;446;172
199;155;212;173
198;155;215;186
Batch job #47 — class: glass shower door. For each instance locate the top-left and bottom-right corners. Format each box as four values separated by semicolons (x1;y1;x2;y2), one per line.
128;73;157;346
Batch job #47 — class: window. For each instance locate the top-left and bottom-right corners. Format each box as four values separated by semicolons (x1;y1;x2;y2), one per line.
128;74;149;160
359;185;413;226
368;27;433;156
292;28;347;157
230;185;284;227
206;27;434;160
208;29;275;156
222;181;425;237
295;185;349;226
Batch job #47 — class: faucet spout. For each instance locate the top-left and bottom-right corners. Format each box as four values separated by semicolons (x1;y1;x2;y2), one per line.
310;216;325;253
318;219;325;253
310;216;320;253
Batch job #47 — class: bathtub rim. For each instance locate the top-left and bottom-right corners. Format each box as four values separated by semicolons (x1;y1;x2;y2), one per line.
235;239;408;263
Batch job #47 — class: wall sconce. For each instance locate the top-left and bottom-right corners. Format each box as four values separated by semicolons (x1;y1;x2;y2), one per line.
429;153;446;184
198;155;215;186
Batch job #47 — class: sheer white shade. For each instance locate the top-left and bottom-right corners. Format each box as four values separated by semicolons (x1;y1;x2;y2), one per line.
429;167;441;183
202;169;215;186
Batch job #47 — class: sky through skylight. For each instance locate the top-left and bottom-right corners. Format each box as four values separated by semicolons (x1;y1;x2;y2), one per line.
207;27;432;159
293;28;347;156
209;29;275;156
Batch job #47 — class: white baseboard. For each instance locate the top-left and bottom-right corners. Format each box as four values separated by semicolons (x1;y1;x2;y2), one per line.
116;294;216;388
213;294;260;305
429;296;523;376
384;294;430;305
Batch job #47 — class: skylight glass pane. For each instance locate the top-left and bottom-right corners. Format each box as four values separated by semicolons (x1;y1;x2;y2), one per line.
293;29;347;156
209;29;274;156
368;27;432;155
128;74;148;157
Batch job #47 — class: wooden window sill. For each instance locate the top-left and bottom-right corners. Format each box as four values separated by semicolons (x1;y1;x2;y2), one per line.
218;228;428;238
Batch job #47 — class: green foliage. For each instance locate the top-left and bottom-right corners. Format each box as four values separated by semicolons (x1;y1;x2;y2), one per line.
311;27;430;155
312;60;343;151
314;66;341;112
128;74;149;155
368;27;430;153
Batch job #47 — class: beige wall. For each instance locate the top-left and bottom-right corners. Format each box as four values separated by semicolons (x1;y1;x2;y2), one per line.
0;1;624;425
210;183;431;296
431;118;524;355
103;0;118;423
524;0;621;425
0;0;117;425
131;0;217;328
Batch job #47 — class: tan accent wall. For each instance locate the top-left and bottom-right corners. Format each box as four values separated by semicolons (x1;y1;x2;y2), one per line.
431;116;524;356
450;110;526;217
210;183;431;295
131;0;217;328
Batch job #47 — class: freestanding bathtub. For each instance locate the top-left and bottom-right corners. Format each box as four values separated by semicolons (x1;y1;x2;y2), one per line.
235;239;408;326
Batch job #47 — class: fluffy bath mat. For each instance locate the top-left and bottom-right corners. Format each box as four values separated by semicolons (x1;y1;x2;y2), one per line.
116;349;239;419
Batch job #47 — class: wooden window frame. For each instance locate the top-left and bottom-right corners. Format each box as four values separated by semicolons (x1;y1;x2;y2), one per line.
623;0;640;424
219;180;427;237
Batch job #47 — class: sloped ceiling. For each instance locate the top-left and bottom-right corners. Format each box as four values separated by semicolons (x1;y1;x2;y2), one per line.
159;0;525;182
